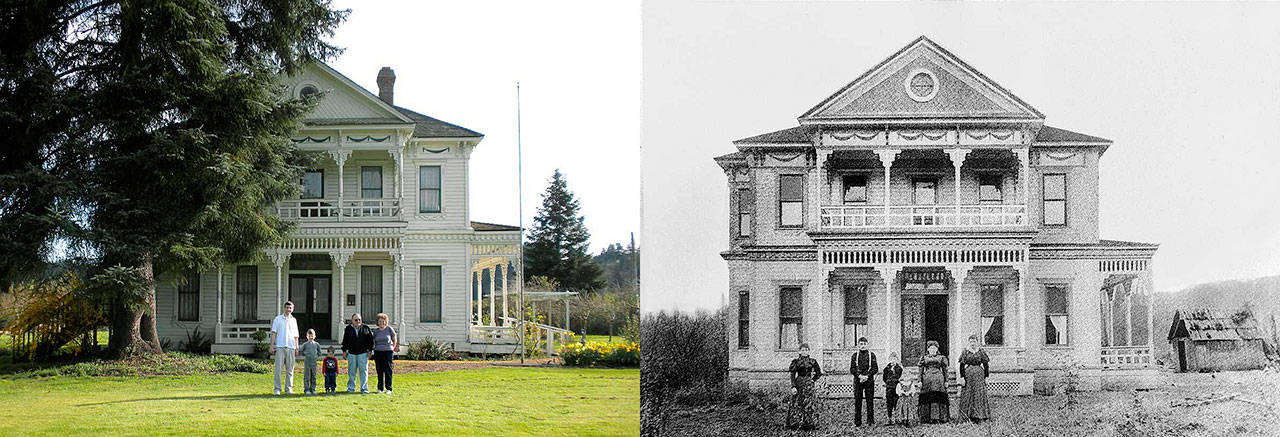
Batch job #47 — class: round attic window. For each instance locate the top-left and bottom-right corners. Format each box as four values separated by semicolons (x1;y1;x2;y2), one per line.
298;83;320;99
905;68;938;102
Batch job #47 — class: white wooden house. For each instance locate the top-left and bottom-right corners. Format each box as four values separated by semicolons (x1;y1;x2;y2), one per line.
154;63;531;355
717;37;1160;396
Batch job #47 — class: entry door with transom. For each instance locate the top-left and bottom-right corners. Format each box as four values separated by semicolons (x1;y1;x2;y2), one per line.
289;275;332;340
900;270;950;364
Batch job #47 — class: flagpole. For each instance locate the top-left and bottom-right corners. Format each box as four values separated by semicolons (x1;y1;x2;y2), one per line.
516;81;526;364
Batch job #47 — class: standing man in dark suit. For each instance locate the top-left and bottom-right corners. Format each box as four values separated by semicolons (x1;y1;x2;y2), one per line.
341;313;375;393
849;337;878;426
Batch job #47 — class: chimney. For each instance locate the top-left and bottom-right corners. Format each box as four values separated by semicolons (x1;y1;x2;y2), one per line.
376;67;395;105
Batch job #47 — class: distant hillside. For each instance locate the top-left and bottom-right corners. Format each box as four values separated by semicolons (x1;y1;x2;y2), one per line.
1153;275;1280;361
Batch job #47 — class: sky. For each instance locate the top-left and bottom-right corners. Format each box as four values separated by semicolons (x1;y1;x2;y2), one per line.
640;1;1280;312
327;0;641;253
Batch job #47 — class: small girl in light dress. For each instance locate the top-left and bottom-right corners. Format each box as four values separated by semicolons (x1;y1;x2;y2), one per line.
896;378;920;426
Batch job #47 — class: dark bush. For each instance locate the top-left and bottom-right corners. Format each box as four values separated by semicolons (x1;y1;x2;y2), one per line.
405;336;458;361
179;327;212;354
640;308;729;435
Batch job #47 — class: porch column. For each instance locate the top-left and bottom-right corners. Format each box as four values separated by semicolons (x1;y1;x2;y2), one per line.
488;267;496;326
476;270;484;325
875;265;902;355
502;262;510;326
1014;148;1030;225
564;299;570;332
1144;263;1155;350
946;264;971;368
945;148;972;223
1125;280;1134;346
874;149;901;222
391;251;402;329
388;148;403;204
333;250;353;322
1014;263;1029;347
813;149;832;228
1106;287;1115;347
269;250;291;314
216;264;224;334
329;149;351;222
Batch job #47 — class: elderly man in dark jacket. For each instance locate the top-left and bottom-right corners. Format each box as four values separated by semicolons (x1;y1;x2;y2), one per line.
341;313;375;393
850;337;878;426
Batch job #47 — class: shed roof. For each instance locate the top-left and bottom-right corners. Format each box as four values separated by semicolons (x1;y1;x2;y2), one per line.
1168;308;1264;342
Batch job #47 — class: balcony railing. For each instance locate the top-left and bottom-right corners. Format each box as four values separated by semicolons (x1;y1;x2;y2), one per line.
821;204;1027;229
1101;345;1153;368
275;198;402;221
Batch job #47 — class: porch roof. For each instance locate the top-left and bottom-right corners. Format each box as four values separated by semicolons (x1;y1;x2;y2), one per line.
731;124;1111;147
471;221;521;232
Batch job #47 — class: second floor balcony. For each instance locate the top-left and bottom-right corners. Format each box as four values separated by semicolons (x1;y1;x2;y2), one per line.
812;147;1031;232
276;198;403;221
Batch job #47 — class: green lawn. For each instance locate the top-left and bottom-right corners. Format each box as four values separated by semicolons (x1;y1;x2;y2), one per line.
575;334;628;344
0;366;638;436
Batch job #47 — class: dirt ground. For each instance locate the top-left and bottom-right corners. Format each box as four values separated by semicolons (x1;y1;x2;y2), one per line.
662;369;1280;436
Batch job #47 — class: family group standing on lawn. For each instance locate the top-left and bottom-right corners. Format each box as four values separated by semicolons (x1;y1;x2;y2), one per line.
786;334;992;430
269;302;399;395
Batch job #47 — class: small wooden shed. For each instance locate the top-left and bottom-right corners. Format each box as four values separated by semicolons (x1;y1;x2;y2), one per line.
1167;308;1267;372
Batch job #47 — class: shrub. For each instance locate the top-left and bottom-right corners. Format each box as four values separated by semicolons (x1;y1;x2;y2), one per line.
250;330;270;359
2;352;269;379
179;327;212;355
640;308;729;434
405;336;457;361
560;340;639;367
3;274;106;361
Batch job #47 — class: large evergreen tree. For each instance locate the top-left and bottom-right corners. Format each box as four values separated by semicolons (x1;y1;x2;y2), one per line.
0;0;347;357
524;169;605;292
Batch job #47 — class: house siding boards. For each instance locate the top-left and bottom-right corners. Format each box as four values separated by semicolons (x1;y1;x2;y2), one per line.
154;62;518;355
720;37;1156;395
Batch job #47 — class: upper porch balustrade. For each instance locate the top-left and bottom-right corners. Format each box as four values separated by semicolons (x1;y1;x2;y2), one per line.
275;198;402;221
821;204;1027;228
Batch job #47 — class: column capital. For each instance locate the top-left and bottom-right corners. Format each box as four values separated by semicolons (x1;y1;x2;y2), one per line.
267;249;291;268
944;148;972;166
873;149;901;168
328;149;352;167
874;264;902;280
388;149;403;168
1012;147;1030;163
331;249;354;267
945;264;972;284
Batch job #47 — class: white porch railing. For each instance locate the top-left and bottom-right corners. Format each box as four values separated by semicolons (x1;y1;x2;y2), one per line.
275;198;401;221
469;325;519;345
1100;345;1153;368
217;323;271;344
821;204;1027;229
489;317;574;356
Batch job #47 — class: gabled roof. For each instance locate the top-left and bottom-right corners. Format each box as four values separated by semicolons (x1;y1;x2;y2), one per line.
394;106;483;139
310;62;413;124
799;36;1044;124
734;126;816;145
471;221;520;232
1168;308;1263;342
1036;126;1111;144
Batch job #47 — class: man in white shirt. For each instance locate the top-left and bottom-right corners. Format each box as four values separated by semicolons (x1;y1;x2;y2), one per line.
270;301;300;395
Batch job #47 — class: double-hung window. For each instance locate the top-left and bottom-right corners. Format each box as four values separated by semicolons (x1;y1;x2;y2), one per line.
737;189;752;237
778;175;804;228
1045;285;1069;345
235;266;258;321
842;285;868;348
779;286;803;349
981;284;1005;346
1042;174;1067;225
361;166;383;199
420;266;442;323
178;272;199;321
419;166;442;213
737;291;750;349
842;175;868;203
979;174;1003;203
361;265;383;316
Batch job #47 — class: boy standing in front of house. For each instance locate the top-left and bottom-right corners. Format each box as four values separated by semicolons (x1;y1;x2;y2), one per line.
323;346;339;393
299;329;322;395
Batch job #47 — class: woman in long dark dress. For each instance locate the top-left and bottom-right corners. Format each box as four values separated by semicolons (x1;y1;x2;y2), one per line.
786;343;822;430
917;340;950;424
957;334;992;422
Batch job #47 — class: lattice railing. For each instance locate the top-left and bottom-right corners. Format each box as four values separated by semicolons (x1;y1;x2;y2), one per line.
1101;346;1152;368
822;204;1026;229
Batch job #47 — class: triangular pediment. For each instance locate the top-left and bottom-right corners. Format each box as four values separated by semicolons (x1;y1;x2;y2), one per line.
284;63;413;125
800;36;1043;124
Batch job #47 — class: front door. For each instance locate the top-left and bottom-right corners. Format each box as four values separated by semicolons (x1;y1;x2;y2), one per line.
901;294;950;364
289;275;332;340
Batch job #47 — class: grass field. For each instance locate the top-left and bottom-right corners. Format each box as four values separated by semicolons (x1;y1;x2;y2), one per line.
661;369;1280;436
0;366;638;436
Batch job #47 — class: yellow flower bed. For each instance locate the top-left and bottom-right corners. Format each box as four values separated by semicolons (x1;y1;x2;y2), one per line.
560;340;639;367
